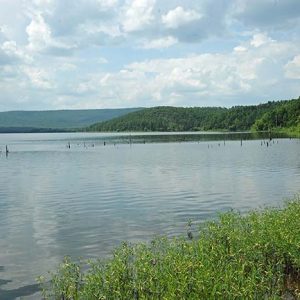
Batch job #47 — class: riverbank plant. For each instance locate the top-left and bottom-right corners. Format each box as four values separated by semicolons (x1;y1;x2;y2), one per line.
274;125;300;138
38;196;300;299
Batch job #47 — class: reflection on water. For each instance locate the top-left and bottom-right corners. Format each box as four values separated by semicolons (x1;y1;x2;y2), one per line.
0;132;299;299
0;282;40;300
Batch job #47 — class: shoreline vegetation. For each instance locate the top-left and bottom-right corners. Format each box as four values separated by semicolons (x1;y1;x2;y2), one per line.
87;97;300;137
273;126;300;138
0;98;298;137
39;197;300;299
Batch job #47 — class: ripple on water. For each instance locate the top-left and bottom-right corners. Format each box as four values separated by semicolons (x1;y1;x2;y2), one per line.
0;134;299;298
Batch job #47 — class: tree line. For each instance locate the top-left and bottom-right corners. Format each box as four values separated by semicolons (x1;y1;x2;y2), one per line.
87;97;300;133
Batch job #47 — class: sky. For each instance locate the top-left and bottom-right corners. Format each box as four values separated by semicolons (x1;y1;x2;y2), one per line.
0;0;299;111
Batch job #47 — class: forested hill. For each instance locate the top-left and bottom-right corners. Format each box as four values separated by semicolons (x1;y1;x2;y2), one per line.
0;108;142;131
88;98;300;132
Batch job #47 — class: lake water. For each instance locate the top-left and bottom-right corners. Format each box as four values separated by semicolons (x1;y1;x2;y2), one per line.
0;132;299;299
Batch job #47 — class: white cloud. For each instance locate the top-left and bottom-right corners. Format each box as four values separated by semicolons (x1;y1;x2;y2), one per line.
55;34;296;109
2;40;22;58
2;41;18;53
23;66;53;89
141;36;178;49
23;0;122;52
0;0;299;110
122;0;156;32
26;14;52;51
0;39;31;66
2;31;293;110
250;33;274;48
162;6;202;29
26;14;75;55
125;54;253;101
80;22;121;38
285;55;300;79
234;46;247;52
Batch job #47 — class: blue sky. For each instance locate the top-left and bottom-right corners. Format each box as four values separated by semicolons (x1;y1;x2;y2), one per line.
0;0;299;111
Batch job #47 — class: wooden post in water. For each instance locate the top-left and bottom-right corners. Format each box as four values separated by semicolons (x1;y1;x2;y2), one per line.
5;145;9;156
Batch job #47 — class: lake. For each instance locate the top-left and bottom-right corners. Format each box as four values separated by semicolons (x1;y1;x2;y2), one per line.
0;132;299;299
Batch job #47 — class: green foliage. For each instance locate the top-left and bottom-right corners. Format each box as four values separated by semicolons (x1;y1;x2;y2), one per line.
88;106;227;132
40;197;300;299
88;97;300;133
37;257;83;300
252;98;300;132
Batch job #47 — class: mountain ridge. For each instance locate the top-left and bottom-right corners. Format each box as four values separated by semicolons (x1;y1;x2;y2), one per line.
87;98;300;133
0;108;143;131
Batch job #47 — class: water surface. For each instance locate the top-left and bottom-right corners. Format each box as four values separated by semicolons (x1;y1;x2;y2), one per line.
0;132;299;299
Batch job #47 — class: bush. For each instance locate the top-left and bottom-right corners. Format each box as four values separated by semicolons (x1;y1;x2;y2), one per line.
39;197;300;299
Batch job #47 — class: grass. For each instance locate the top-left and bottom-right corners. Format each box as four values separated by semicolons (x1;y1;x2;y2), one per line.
250;125;300;138
38;197;300;299
275;126;300;138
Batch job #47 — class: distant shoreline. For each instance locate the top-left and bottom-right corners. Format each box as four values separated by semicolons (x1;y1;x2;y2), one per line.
0;128;298;139
0;127;71;133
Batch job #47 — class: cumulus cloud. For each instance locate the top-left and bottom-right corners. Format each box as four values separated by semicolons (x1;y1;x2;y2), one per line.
23;66;54;89
31;0;119;35
162;6;202;29
160;1;231;43
58;33;298;108
0;0;299;110
26;14;76;55
0;39;31;69
285;55;300;79
26;14;52;51
234;46;247;52
250;33;274;48
122;0;156;32
21;0;122;53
